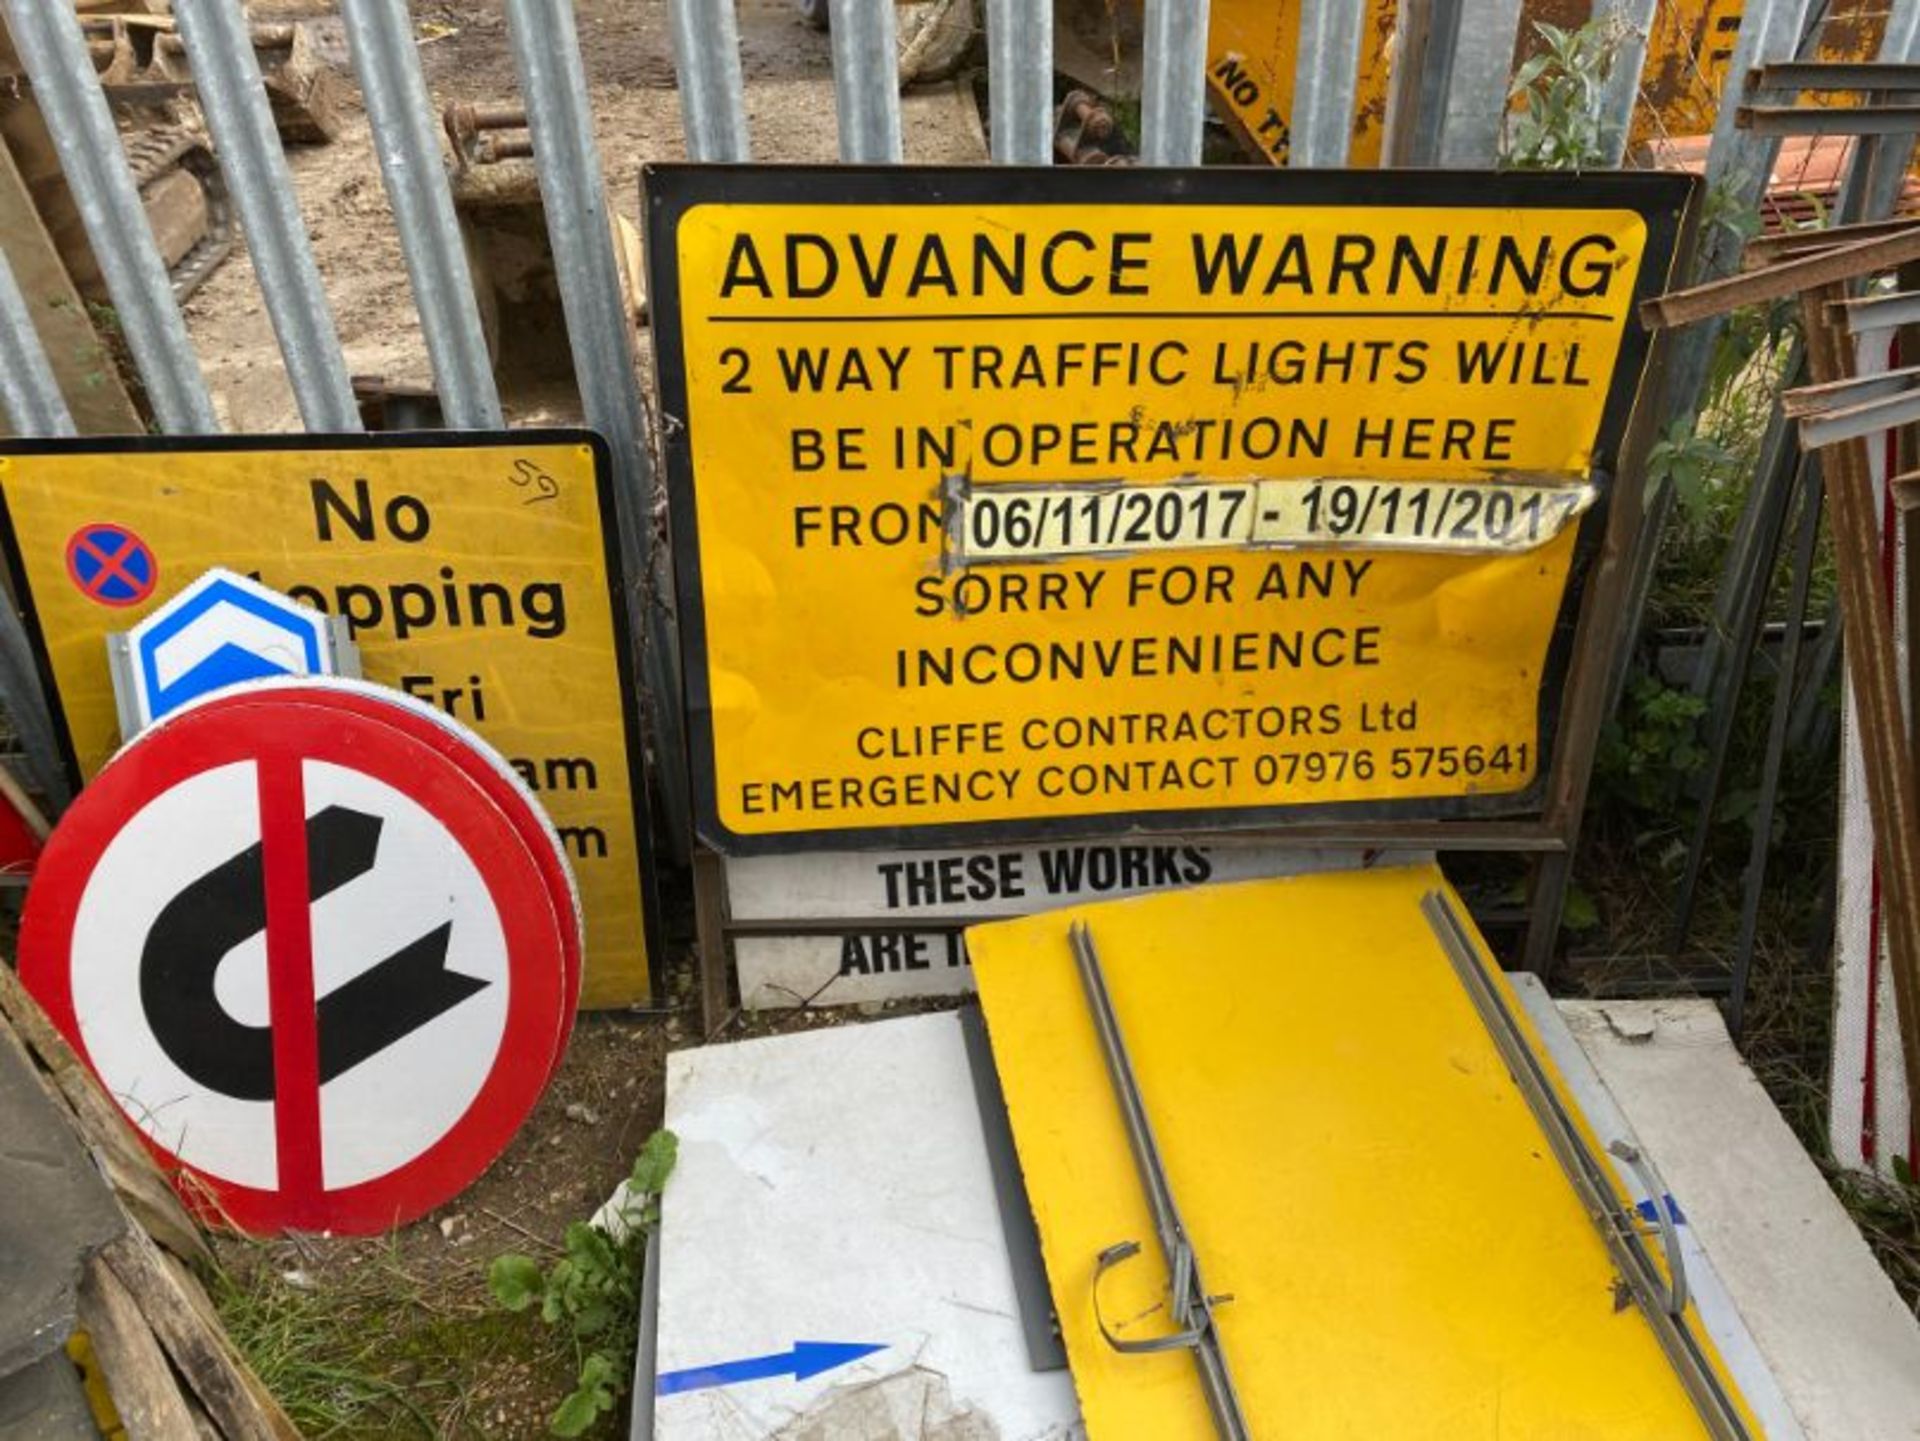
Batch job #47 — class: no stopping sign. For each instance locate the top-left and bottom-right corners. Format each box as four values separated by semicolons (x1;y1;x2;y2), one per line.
20;684;574;1234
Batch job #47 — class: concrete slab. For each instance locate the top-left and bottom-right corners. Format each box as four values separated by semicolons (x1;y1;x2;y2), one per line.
650;1012;1079;1441
0;1024;122;1379
0;1351;97;1441
1552;995;1920;1441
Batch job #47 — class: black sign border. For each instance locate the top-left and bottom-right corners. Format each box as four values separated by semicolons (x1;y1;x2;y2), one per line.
0;427;665;988
643;165;1693;856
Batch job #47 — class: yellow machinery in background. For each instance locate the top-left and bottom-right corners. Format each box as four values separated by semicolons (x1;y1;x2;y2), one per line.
1204;0;1890;166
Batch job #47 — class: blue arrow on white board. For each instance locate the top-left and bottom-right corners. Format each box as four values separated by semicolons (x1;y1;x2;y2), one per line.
656;1341;886;1396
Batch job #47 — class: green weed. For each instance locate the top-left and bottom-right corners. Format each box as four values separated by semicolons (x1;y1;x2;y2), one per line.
1504;17;1630;171
490;1131;677;1437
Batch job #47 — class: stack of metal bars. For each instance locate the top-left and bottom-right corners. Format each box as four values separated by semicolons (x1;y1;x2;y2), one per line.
1656;55;1920;1049
1644;214;1920;1160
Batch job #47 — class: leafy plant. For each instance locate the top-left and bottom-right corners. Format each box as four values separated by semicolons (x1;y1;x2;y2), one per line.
1646;415;1737;523
1596;673;1709;823
1504;18;1630;171
1699;170;1766;262
490;1131;678;1437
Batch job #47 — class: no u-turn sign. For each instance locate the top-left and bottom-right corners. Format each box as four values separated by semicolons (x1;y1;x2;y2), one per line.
20;681;574;1234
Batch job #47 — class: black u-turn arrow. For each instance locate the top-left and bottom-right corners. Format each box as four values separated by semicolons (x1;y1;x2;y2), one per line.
141;805;490;1101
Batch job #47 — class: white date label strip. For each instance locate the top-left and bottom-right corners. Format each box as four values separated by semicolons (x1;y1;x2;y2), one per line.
949;474;1597;561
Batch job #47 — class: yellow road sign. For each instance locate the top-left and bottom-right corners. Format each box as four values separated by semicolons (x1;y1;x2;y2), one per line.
645;168;1690;851
1206;0;1398;164
967;865;1762;1438
0;433;657;1006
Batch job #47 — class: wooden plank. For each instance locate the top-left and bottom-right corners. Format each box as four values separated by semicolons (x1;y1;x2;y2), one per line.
0;141;143;435
103;1226;302;1441
0;24;105;301
77;1254;200;1441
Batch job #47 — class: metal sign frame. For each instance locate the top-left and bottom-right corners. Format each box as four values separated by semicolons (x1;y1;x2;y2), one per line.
644;167;1699;1027
648;165;1690;863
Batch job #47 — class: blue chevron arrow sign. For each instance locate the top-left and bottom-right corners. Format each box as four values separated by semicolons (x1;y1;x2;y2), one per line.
122;568;343;731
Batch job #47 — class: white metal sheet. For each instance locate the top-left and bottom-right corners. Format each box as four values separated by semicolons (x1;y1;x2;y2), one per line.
651;1012;1080;1440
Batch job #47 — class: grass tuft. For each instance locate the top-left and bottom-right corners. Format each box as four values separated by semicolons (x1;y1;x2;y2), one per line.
211;1240;572;1438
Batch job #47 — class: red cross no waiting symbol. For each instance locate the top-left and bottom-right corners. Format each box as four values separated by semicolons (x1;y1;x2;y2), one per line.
65;523;158;607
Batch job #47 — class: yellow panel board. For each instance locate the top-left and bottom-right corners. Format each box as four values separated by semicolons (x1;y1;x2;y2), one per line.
967;865;1761;1439
644;168;1690;851
0;434;657;1006
1205;0;1398;165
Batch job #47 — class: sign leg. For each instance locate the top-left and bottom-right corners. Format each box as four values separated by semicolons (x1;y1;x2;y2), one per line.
692;846;731;1037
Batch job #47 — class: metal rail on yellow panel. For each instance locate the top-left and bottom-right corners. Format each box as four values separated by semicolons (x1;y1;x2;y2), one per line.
1420;890;1750;1441
1069;921;1250;1441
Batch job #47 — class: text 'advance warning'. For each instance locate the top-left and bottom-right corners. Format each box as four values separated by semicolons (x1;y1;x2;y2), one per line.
650;176;1683;846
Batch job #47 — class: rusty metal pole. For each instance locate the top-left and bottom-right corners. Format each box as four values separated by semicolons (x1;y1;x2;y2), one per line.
1799;282;1920;1116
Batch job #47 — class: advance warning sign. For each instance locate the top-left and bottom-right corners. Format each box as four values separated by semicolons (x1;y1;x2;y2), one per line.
645;168;1690;853
0;432;657;1006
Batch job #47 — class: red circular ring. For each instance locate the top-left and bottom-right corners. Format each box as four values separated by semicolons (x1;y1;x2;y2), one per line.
20;692;565;1234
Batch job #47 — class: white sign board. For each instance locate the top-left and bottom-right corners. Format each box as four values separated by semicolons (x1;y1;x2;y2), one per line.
651;1012;1080;1438
728;842;1422;1008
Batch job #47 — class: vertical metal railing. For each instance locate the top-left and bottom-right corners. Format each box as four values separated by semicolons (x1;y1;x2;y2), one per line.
1606;0;1818;718
987;0;1053;164
667;0;751;163
1852;0;1920;223
13;0;1857;872
506;0;691;859
1140;0;1208;166
0;252;76;440
2;0;219;434
174;0;360;432
337;0;503;430
1290;0;1368;168
828;0;903;162
1595;0;1660;166
1436;0;1525;166
1384;0;1464;167
1664;0;1814;409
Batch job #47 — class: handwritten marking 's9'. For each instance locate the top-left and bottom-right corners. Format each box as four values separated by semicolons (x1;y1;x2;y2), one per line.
511;459;560;505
